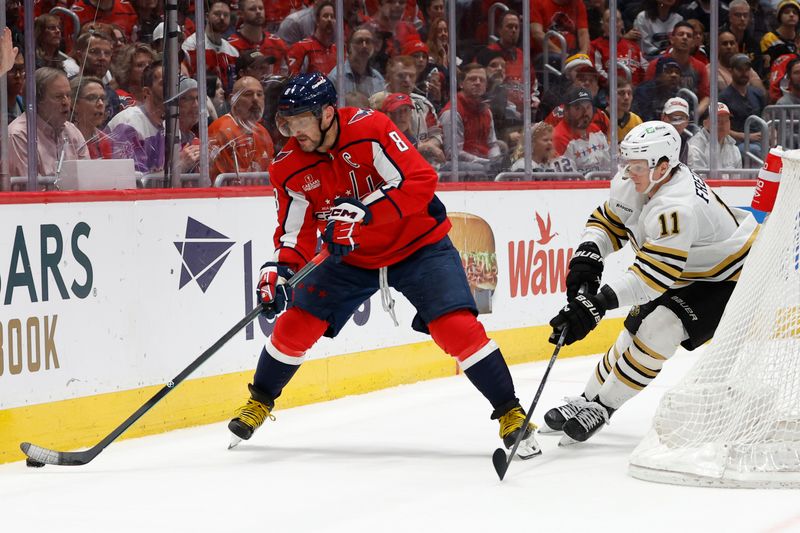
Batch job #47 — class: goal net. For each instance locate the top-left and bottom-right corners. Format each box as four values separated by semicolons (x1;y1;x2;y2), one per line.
628;150;800;488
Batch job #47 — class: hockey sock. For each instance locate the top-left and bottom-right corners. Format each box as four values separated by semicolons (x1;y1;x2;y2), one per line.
253;307;327;400
463;347;519;413
428;310;518;411
583;328;632;400
597;306;685;410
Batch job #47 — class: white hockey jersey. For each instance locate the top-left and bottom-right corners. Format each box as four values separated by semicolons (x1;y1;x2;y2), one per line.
581;164;760;308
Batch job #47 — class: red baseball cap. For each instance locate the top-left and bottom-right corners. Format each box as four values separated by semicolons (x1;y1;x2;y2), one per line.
401;39;429;56
382;93;414;113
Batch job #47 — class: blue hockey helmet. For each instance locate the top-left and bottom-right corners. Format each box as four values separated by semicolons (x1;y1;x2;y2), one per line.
277;73;338;118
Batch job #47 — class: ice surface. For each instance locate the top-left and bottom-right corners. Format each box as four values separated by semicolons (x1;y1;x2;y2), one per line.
2;350;799;533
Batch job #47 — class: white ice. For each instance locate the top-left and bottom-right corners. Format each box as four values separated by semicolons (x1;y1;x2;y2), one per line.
2;349;799;533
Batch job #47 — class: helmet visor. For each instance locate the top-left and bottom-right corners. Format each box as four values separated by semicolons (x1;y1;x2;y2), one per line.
276;111;318;138
618;158;651;180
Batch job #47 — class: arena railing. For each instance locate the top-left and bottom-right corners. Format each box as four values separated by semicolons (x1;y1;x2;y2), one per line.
742;114;769;168
9;176;57;191
677;88;699;124
541;31;567;93
49;7;80;45
138;173;203;189
487;3;509;44
762;105;800;150
213;172;270;187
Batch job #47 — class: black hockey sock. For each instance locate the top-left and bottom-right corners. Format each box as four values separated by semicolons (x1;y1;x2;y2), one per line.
253;346;301;401
463;349;519;414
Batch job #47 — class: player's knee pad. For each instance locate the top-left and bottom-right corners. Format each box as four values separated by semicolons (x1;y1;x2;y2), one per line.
428;309;491;366
633;305;686;364
269;307;328;364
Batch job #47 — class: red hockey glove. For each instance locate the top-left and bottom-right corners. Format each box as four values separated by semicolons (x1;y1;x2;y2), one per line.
256;262;295;320
323;197;372;261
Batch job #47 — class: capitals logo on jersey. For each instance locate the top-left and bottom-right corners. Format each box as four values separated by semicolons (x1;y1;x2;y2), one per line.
348;108;374;124
273;149;293;164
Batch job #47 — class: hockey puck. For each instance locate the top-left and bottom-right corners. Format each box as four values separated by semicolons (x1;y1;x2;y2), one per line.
26;458;45;468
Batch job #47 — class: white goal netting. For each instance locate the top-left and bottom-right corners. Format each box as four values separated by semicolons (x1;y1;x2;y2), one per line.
628;151;800;488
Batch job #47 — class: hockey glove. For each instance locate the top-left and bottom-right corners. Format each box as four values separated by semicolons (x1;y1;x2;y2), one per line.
256;262;295;320
566;242;604;299
549;287;618;345
323;197;372;261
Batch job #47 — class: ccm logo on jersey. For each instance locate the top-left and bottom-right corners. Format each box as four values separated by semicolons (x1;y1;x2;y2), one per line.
301;174;321;191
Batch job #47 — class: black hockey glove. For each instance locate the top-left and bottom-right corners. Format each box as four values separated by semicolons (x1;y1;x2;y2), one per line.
566;242;604;299
323;197;372;261
549;286;619;345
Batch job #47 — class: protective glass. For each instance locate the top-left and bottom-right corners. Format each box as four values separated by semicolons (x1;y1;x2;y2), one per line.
275;112;318;138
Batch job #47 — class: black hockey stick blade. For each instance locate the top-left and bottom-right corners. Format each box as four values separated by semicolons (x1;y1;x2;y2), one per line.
20;250;330;467
493;326;569;481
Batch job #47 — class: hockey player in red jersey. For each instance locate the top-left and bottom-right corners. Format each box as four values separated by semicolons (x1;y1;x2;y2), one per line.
228;73;540;458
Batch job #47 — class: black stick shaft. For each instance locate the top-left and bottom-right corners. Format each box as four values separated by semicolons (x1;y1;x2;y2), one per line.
22;250;330;465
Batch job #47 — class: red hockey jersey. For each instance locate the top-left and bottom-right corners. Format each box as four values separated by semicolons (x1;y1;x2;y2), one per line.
269;107;451;271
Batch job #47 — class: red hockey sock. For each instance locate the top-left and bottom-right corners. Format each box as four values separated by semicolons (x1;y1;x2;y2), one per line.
428;309;491;363
271;307;328;359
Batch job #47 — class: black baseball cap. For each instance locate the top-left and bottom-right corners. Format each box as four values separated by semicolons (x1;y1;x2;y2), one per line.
565;86;593;106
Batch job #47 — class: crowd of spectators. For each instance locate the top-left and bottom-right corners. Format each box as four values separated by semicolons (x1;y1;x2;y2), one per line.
2;0;798;187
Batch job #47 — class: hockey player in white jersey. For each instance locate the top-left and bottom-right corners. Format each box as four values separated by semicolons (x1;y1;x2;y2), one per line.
543;120;759;443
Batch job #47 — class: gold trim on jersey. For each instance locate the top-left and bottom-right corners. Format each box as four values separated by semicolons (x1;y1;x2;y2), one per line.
630;263;670;292
640;242;689;261
681;225;760;279
635;250;684;280
587;203;628;251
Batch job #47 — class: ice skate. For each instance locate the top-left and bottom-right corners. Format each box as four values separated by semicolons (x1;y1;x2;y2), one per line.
228;384;275;449
559;400;612;445
498;406;541;459
540;395;587;434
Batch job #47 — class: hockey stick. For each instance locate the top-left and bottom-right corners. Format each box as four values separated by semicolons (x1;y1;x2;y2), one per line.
492;326;569;480
20;249;330;467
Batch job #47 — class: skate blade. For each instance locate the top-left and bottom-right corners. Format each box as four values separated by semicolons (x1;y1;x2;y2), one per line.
515;437;543;460
537;426;563;435
228;434;243;450
558;434;580;447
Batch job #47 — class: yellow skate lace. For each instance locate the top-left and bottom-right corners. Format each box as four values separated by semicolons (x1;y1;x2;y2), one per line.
235;398;276;429
499;407;537;438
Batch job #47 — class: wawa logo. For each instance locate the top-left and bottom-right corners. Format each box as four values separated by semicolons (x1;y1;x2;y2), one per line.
507;212;572;298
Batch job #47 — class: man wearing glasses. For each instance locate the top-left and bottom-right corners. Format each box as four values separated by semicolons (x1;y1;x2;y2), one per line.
7;68;90;178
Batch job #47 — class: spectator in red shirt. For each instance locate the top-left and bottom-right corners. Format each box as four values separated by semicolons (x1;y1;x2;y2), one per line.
645;21;710;117
70;0;138;43
531;0;589;56
552;86;610;174
590;8;649;86
368;0;422;73
264;0;312;33
686;18;709;65
228;0;289;74
182;0;239;93
440;64;504;170
287;0;337;75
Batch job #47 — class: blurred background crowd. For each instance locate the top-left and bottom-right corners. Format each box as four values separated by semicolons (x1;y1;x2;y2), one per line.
1;0;797;190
